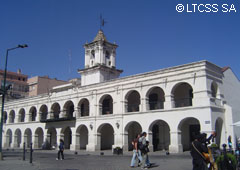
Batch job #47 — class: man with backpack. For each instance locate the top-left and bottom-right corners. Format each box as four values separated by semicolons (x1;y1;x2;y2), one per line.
139;132;149;169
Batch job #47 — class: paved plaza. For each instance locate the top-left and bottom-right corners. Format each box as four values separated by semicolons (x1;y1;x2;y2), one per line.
0;150;193;170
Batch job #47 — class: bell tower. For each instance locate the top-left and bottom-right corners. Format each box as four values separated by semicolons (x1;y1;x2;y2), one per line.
78;30;123;86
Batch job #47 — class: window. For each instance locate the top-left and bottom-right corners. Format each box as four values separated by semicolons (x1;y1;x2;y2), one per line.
105;50;110;59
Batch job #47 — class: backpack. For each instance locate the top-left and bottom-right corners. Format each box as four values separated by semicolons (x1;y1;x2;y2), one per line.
138;138;145;151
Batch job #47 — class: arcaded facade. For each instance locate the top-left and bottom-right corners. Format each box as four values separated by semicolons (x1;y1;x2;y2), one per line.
2;30;240;153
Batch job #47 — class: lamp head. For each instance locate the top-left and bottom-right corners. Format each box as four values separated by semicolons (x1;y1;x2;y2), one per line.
18;44;28;48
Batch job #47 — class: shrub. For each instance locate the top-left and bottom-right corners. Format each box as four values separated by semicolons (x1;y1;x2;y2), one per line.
216;153;237;170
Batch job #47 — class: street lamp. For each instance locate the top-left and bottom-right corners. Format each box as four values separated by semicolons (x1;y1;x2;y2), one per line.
0;44;28;160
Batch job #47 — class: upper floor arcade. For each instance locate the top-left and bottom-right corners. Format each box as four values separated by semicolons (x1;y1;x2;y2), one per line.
3;74;224;125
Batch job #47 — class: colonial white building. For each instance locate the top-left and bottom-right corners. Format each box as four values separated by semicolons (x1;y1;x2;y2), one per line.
2;30;240;153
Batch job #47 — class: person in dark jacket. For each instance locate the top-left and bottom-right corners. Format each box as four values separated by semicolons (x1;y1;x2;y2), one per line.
56;139;64;160
190;134;208;170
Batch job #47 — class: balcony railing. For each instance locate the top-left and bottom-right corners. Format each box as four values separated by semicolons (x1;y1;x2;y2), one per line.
40;117;76;123
127;104;139;112
148;101;164;110
174;98;192;108
102;107;113;115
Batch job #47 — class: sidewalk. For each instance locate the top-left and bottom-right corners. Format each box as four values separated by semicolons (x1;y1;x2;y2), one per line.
0;149;192;170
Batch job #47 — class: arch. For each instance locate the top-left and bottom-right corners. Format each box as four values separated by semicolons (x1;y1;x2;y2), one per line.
5;129;12;148
3;111;7;124
63;100;74;118
172;82;193;108
19;108;25;122
178;117;200;151
125;90;141;112
215;117;224;147
51;103;61;119
14;129;22;148
29;106;37;121
24;128;32;148
211;81;218;98
78;98;89;117
35;127;44;149
76;125;89;150
146;87;165;110
9;110;15;123
97;123;114;150
99;94;113;115
47;127;57;148
39;104;48;120
124;121;142;151
149;120;170;151
61;127;72;149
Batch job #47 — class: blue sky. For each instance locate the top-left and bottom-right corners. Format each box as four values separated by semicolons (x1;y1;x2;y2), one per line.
1;0;240;81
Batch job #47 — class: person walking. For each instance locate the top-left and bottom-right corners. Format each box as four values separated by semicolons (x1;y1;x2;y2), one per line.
139;132;148;169
228;135;232;151
56;139;64;160
130;134;142;168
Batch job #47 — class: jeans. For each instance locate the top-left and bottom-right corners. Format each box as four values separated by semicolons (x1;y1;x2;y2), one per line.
130;150;142;167
141;153;148;168
58;150;64;159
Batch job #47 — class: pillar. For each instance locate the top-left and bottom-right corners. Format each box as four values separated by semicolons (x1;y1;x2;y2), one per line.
164;95;173;109
169;131;183;153
122;133;128;151
147;132;153;152
141;98;147;112
70;133;77;150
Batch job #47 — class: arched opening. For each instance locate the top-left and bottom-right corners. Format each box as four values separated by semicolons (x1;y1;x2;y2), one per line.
147;87;165;110
29;106;37;121
63;101;74;118
100;95;113;115
76;125;89;150
39;105;48;120
35;128;44;149
125;121;142;151
78;99;89;117
211;82;218;98
172;82;193;108
149;120;170;151
14;129;22;148
24;128;32;148
98;124;114;150
9;110;15;123
5;129;12;148
51;103;60;119
19;108;25;122
61;127;72;149
3;111;7;124
215;118;224;147
126;90;141;112
178;117;200;151
47;127;57;148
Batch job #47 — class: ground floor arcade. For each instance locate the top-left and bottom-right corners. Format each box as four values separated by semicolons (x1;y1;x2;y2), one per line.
3;114;226;153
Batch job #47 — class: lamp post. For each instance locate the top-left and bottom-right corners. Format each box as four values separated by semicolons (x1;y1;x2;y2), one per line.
0;44;28;160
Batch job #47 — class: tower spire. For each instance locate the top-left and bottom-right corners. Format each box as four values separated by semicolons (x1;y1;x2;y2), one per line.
100;14;107;31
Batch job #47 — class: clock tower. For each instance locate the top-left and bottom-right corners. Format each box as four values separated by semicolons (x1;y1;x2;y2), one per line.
78;30;123;86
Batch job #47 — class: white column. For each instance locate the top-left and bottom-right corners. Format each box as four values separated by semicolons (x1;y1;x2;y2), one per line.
169;131;183;153
33;134;38;149
86;132;100;151
147;132;153;152
164;95;174;109
70;133;77;150
141;98;147;112
122;133;128;151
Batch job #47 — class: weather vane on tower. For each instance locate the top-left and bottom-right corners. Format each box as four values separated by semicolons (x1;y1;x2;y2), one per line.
100;14;107;31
